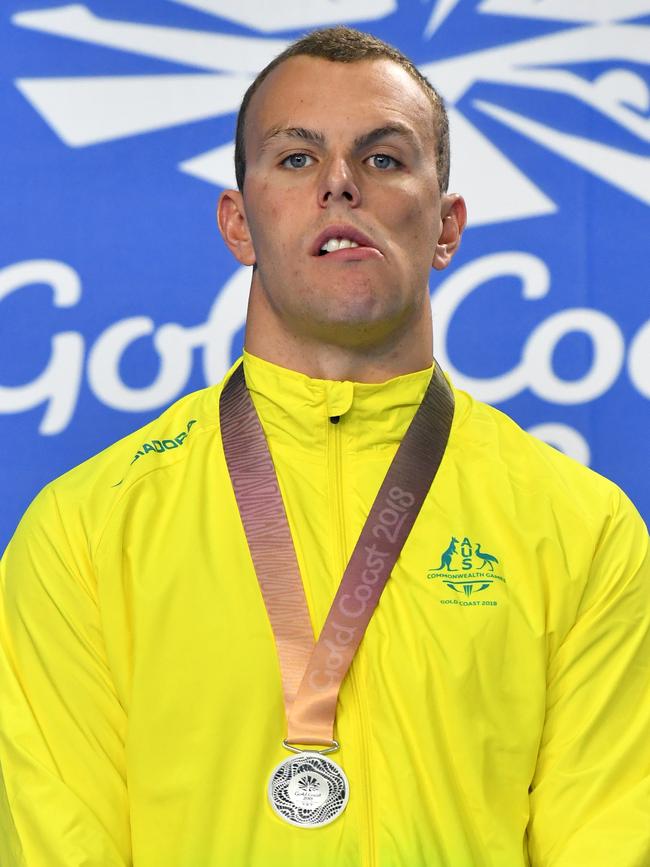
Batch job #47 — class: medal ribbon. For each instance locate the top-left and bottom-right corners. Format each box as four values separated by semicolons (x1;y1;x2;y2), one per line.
220;361;454;746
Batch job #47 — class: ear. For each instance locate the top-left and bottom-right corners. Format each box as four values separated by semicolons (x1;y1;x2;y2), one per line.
217;189;256;266
432;194;467;271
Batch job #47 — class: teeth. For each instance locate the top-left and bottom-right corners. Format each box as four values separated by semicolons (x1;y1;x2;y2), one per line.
320;237;362;253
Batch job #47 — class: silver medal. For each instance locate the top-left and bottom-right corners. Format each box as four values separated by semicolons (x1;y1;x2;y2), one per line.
268;751;349;827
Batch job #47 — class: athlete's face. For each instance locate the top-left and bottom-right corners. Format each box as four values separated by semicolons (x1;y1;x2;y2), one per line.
219;56;465;348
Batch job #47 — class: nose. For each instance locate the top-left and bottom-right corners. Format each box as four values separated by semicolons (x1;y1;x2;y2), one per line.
318;157;361;208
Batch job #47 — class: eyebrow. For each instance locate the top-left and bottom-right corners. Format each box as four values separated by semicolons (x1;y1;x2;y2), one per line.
259;126;326;151
259;123;419;153
353;124;419;151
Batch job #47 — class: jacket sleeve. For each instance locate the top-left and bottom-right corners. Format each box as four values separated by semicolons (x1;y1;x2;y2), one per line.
0;485;131;866
527;488;650;866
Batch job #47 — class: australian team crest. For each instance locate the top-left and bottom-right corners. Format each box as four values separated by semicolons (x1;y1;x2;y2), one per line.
428;536;506;601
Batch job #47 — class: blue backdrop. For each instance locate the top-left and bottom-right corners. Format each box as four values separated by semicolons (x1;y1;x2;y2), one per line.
1;0;649;551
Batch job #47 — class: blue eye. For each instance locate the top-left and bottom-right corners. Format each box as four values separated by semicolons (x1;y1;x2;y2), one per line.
282;153;313;169
369;154;399;170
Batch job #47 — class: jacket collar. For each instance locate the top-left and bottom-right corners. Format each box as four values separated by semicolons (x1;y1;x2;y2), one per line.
242;350;434;455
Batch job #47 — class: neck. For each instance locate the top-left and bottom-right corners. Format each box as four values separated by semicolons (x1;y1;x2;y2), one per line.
244;283;434;383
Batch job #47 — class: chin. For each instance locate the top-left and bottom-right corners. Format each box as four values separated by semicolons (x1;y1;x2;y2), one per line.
316;281;391;319
305;305;406;349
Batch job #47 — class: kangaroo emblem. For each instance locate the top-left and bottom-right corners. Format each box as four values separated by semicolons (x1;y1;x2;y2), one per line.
434;536;459;571
475;543;498;572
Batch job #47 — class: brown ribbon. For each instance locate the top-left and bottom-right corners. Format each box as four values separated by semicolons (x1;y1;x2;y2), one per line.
220;361;454;746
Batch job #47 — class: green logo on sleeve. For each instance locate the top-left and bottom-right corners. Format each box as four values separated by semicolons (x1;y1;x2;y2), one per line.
111;419;198;487
130;419;197;464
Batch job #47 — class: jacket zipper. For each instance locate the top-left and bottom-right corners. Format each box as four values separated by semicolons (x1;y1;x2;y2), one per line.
329;417;375;867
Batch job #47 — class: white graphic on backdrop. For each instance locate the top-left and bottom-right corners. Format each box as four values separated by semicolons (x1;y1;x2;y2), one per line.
429;253;628;406
13;4;650;223
474;101;650;204
1;257;646;460
422;23;650;208
170;0;397;32
0;260;249;435
424;0;463;37
179;141;236;188
477;1;650;25
13;5;287;73
17;73;251;146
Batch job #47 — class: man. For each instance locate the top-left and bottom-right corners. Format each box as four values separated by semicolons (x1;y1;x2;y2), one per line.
1;26;648;867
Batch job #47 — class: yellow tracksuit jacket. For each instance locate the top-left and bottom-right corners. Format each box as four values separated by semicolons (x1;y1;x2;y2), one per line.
1;352;648;867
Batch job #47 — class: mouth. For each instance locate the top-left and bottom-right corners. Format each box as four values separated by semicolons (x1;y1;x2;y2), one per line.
318;239;360;256
311;224;383;259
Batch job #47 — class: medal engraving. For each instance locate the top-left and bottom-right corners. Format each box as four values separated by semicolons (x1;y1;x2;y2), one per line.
268;752;349;827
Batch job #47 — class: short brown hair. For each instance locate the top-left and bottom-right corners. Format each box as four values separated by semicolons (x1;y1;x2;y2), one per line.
234;26;450;192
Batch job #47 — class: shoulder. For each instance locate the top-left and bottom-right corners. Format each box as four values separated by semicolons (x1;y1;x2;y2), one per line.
58;381;220;491
6;372;235;561
449;383;647;554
